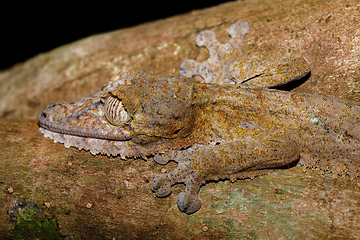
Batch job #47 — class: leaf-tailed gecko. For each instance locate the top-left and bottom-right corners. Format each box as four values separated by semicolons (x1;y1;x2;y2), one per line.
38;22;360;214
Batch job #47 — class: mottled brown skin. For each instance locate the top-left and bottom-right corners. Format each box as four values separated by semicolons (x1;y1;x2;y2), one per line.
38;21;360;214
39;69;360;214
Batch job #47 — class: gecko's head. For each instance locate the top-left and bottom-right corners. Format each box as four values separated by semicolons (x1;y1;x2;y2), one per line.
38;93;135;141
38;70;196;156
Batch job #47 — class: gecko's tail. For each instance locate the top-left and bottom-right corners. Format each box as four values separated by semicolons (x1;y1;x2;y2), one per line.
298;117;360;179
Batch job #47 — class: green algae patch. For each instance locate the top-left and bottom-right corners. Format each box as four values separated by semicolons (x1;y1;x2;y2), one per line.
9;202;63;240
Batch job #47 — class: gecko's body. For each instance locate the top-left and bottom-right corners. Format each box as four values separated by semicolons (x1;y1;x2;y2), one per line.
38;22;359;214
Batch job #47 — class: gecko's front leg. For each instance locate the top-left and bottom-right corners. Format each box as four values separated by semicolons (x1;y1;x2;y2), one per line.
152;131;300;214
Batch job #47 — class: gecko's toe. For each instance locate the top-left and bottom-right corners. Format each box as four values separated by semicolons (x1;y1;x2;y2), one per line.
179;59;199;78
151;174;172;197
177;191;202;214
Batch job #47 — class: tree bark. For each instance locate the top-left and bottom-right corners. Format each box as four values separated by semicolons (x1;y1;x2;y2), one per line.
1;0;360;238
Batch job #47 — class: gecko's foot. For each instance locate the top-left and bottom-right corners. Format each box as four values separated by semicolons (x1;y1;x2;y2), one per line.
151;174;172;197
152;160;202;214
177;191;202;214
180;21;250;84
180;21;310;87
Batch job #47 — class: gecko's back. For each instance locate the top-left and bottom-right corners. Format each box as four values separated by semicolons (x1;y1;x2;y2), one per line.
192;83;360;178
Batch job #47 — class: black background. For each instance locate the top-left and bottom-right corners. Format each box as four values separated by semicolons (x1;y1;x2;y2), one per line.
1;1;230;70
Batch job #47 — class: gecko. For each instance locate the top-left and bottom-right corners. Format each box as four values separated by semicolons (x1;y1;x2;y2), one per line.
38;22;360;214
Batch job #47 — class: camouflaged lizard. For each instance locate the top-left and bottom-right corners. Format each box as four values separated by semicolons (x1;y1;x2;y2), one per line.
38;22;360;214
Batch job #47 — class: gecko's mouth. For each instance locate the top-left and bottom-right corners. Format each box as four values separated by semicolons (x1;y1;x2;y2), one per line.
38;100;134;141
38;119;131;141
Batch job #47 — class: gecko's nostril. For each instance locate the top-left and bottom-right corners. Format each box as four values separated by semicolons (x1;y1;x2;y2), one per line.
41;112;47;118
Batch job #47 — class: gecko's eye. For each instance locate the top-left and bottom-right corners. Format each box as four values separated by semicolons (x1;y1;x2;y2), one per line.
104;95;132;126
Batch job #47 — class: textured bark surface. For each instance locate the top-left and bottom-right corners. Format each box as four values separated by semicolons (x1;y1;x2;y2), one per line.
1;0;360;239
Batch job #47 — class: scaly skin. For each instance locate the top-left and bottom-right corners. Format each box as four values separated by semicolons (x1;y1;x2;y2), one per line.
38;22;359;214
39;69;360;214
